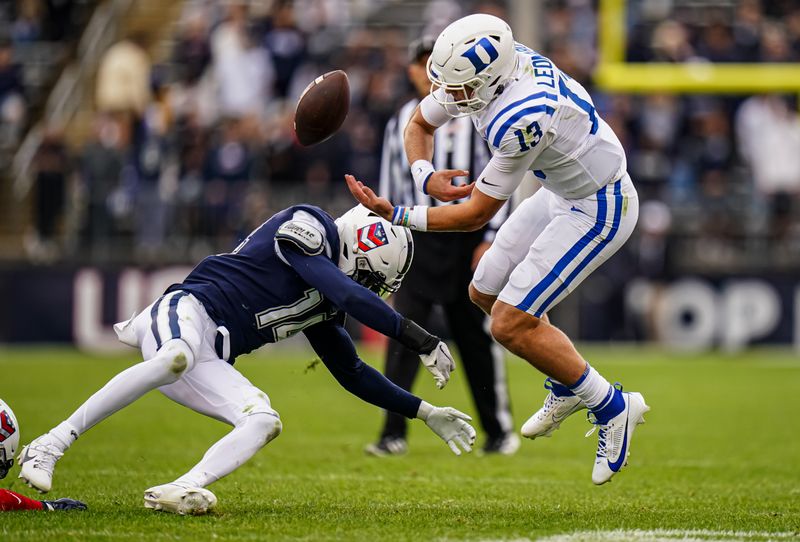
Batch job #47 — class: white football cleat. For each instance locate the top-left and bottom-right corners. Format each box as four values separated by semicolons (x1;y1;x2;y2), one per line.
18;437;64;493
144;483;217;515
521;380;586;439
589;391;650;485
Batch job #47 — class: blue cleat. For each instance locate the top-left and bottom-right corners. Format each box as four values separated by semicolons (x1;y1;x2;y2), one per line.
588;391;650;485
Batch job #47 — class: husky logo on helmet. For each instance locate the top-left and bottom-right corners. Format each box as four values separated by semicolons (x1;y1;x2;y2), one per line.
357;222;389;252
0;411;14;442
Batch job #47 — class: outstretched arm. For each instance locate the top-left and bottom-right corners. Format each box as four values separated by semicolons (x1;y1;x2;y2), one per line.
279;242;456;388
303;321;476;455
0;489;87;512
346;173;506;232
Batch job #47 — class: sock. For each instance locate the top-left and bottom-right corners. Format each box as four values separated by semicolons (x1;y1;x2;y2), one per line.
48;421;79;452
547;377;575;397
174;413;281;488
54;341;193;446
568;363;624;424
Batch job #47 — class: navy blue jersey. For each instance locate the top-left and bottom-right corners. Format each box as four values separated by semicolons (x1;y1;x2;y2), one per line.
167;205;402;360
165;204;421;419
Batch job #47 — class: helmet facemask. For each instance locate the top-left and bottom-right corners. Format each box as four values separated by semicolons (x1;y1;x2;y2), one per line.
428;56;494;117
0;448;12;479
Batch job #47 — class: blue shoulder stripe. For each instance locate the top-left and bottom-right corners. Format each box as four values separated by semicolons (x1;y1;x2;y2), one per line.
484;91;558;141
492;104;555;148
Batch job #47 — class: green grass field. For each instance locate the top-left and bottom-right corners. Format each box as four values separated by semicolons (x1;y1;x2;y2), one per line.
1;346;799;541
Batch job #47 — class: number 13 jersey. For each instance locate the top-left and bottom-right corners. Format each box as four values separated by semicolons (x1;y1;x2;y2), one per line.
423;43;628;201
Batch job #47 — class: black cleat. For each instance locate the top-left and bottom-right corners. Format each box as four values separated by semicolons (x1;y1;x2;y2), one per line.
364;436;408;457
480;432;521;456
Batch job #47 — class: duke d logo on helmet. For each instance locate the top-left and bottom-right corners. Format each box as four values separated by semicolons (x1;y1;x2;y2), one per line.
460;37;499;74
357;223;389;252
0;411;15;442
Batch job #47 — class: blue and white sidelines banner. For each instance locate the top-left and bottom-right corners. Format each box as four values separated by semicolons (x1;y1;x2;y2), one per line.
1;266;800;352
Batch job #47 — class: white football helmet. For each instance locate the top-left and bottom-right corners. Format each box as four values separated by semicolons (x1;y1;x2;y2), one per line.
427;13;517;116
335;205;414;298
0;399;19;479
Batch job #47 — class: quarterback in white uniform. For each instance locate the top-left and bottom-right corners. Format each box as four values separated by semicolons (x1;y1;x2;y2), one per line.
347;13;649;484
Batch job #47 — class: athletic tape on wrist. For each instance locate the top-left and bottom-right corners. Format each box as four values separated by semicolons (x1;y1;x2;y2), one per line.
391;205;428;231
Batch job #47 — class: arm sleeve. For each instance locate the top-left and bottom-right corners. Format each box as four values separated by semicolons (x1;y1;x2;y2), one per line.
0;489;45;511
419;91;452;128
278;244;402;338
474;150;537;201
304;321;421;419
477;107;555;200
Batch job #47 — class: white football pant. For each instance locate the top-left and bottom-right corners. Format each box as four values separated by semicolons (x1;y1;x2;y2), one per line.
53;291;280;489
472;174;638;316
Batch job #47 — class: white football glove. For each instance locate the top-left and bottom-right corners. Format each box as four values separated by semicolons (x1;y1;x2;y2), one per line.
419;341;455;389
418;402;476;456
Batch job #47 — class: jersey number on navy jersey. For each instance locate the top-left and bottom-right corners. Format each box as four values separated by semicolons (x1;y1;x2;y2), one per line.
255;288;334;341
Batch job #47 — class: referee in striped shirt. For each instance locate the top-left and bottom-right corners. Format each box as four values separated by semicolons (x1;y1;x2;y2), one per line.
366;37;518;456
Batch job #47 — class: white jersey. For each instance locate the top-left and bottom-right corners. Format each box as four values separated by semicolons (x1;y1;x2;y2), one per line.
421;43;627;200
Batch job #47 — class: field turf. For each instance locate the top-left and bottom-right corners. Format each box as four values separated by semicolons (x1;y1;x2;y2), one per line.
1;346;799;541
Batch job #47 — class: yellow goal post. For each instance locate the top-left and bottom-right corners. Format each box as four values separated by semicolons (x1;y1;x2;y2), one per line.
595;0;800;94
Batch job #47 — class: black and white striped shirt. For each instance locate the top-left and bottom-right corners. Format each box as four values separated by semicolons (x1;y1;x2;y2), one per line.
378;98;511;242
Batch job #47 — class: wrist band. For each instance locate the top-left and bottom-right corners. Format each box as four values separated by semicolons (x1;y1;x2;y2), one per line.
411;160;435;195
391;205;428;231
398;317;439;354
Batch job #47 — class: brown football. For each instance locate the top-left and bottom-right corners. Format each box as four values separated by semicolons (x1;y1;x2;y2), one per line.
294;70;350;146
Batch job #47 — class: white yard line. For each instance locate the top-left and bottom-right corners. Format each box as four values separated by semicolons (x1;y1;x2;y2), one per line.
533;529;800;542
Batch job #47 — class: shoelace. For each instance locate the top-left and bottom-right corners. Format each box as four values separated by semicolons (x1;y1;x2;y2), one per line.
539;379;559;416
28;443;63;473
584;383;624;458
540;394;558;416
584;412;608;458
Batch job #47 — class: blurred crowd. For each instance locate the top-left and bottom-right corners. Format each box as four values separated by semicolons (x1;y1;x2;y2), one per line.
13;0;800;272
0;1;94;155
28;0;429;262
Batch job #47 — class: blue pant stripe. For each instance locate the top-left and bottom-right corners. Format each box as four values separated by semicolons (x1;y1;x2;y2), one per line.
515;185;609;313
150;296;164;349
534;181;623;316
167;292;187;343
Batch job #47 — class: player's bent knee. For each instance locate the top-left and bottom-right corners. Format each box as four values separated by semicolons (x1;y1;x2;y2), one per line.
151;339;196;382
241;413;282;448
468;283;496;315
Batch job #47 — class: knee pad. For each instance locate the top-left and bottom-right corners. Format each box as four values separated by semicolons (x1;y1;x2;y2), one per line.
153;339;196;380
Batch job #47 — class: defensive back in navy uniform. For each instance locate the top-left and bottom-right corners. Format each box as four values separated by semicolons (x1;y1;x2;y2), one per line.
172;205;342;359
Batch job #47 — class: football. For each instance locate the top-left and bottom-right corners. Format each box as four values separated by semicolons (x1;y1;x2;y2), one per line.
293;70;350;146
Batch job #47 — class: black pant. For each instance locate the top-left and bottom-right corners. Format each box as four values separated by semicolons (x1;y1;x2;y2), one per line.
379;287;512;441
